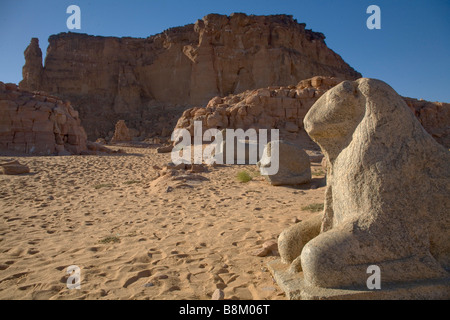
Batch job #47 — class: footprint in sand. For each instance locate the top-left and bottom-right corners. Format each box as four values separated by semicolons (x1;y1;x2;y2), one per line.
122;270;152;288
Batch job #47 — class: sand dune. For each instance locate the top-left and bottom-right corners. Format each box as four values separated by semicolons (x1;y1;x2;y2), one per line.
0;146;325;300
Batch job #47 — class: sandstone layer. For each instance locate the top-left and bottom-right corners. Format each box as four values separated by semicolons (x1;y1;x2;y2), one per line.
0;82;87;155
19;13;361;140
175;76;342;139
278;78;450;293
176;76;450;148
110;120;131;143
404;97;450;148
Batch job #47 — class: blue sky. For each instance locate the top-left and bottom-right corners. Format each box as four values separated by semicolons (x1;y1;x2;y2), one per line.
0;0;449;102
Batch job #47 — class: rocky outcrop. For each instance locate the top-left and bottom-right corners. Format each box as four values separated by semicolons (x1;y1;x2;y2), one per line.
19;13;361;140
110;120;131;143
175;76;343;139
404;98;450;148
0;82;87;155
278;78;450;293
176;76;450;148
19;38;43;92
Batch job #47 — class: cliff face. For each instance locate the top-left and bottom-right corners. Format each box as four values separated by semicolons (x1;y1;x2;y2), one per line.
19;13;361;139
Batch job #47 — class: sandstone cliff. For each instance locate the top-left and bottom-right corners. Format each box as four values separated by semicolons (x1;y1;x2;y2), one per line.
19;13;361;140
0;82;87;155
404;97;450;148
175;76;450;148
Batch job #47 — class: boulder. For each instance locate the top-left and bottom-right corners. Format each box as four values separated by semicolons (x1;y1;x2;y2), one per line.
0;81;87;155
110;120;131;143
275;78;450;297
257;140;311;186
0;160;30;175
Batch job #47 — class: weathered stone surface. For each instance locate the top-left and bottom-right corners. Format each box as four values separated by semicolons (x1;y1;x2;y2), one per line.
157;145;174;154
0;81;87;155
19;14;361;140
175;76;450;149
275;78;450;297
19;38;43;92
268;260;450;300
404;97;450;148
110;120;131;143
0;160;30;175
175;77;344;140
86;141;119;154
211;289;225;300
257;140;311;186
278;214;322;266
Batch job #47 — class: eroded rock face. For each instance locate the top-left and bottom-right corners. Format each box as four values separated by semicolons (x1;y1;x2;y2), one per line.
175;76;344;140
110;120;131;143
176;76;450;148
0;82;87;155
404;97;450;148
19;13;361;139
19;38;43;92
278;78;450;289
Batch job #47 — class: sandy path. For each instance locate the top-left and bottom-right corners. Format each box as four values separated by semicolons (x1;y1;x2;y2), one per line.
0;147;325;300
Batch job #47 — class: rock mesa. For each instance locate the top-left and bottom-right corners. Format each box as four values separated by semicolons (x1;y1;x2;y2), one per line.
19;13;361;140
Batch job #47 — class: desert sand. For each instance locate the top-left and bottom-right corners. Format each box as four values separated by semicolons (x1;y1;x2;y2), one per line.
0;146;325;300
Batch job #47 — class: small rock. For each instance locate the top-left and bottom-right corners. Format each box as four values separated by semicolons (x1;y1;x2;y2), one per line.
211;289;225;300
262;240;278;252
58;150;72;156
292;217;301;224
253;248;269;257
157;145;173;153
189;164;207;173
144;282;154;287
0;161;30;175
168;163;186;170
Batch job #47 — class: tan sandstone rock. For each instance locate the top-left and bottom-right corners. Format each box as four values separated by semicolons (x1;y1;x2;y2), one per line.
110;120;131;143
276;78;450;295
0;160;30;175
175;76;450;149
19;14;361;140
0;81;87;155
257;140;311;186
